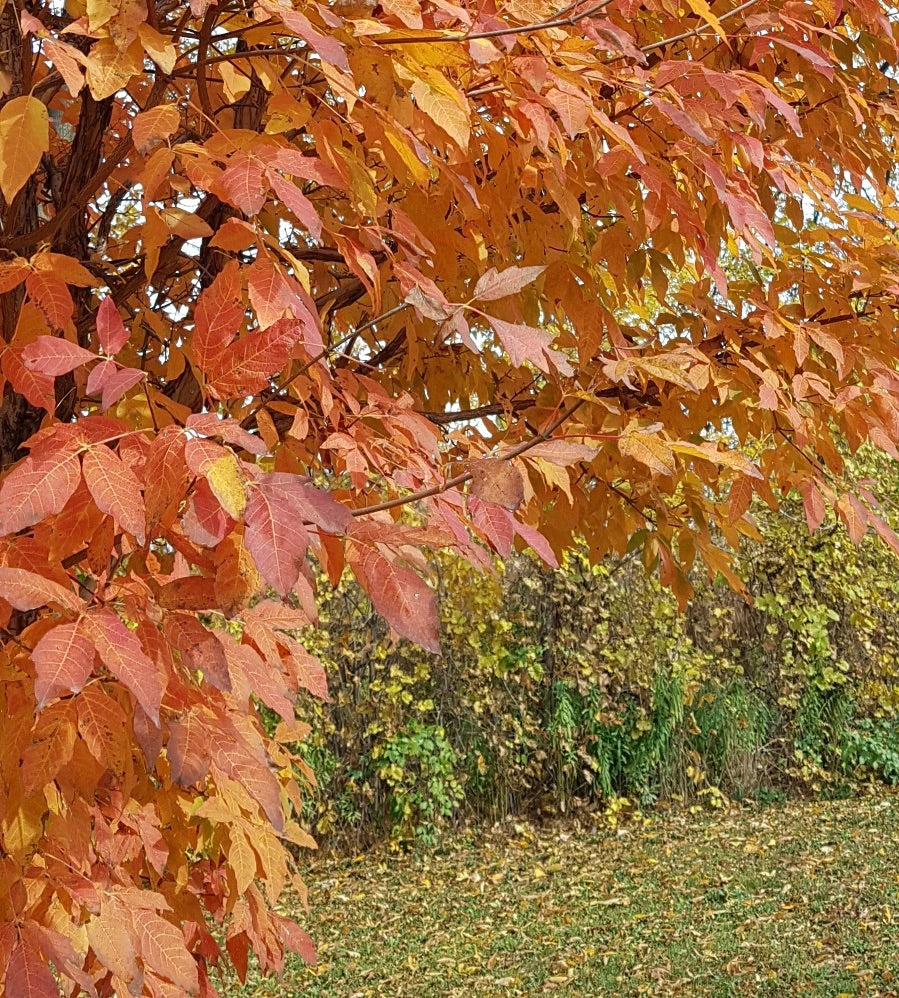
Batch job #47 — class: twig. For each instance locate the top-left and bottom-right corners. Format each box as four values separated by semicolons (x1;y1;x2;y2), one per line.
372;0;615;45
639;0;761;54
352;397;586;516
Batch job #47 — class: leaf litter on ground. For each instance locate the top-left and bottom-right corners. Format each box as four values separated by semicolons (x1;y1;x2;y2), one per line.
223;792;899;997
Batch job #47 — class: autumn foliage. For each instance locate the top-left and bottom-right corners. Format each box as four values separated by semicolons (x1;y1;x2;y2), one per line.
0;0;897;991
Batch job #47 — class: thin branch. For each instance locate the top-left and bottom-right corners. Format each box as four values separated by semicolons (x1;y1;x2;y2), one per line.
352;397;586;516
422;399;536;425
372;0;615;46
639;0;761;54
239;302;412;429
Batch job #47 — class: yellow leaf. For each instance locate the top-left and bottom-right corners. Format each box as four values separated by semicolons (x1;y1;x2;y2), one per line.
86;0;116;31
669;440;762;479
619;430;676;476
532;457;573;502
683;0;727;40
408;68;470;150
0;97;49;202
384;126;431;185
1;792;45;856
138;23;178;75
85;37;142;100
229;828;257;895
206;452;247;518
220;61;252;104
158;205;214;240
380;0;423;29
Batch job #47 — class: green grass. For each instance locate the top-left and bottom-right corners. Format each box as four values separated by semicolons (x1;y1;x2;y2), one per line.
224;793;899;996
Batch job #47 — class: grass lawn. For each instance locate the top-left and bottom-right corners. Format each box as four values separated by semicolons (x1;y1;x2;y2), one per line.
224;793;899;996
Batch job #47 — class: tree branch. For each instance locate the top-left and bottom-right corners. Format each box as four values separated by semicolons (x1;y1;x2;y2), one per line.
352;397;586;516
372;0;615;45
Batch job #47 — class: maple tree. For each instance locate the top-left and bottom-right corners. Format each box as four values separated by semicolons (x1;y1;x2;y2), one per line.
0;0;897;990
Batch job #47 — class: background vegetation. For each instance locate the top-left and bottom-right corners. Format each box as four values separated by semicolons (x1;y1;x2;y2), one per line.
293;452;899;848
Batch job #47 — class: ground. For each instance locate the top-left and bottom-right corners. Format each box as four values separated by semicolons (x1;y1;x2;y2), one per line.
224;793;899;996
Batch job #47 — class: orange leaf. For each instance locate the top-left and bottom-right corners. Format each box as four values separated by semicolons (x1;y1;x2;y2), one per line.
134;911;199;993
5;939;59;998
347;540;441;654
0;447;82;535
0;97;48;202
83;609;164;724
32;620;95;707
83;444;146;544
0;567;80;614
469;458;524;511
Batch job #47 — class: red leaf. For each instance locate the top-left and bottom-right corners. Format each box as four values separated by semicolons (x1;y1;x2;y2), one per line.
96;296;130;354
276;6;350;72
184;436;227;476
799;480;826;533
0;447;82;535
488;317;572;376
164;613;231;691
0;567;80;614
25;272;73;328
727;474;755;524
21;335;95;376
282;638;329;701
19;923;91;996
653;98;714;145
5;940;59;998
263;149;344;188
219;631;295;718
167;709;212;787
207;318;302;398
144;426;188;531
264;474;352;533
32;620;95;707
247;256;295;330
266;170;323;240
243;599;314;635
186;413;267;455
83;609;164;724
468;496;515;557
471;265;545;302
1;348;54;411
193;260;243;372
836;493;868;545
870;512;899;558
245;482;311;596
513;519;559;568
83;444;147;544
272;913;316;966
86;360;145;411
182;478;232;546
208;720;284;830
134;912;199;994
347;541;441;653
218;154;266;215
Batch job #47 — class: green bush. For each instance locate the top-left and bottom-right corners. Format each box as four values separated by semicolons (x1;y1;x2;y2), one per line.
841;719;899;785
372;721;463;845
290;450;899;848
